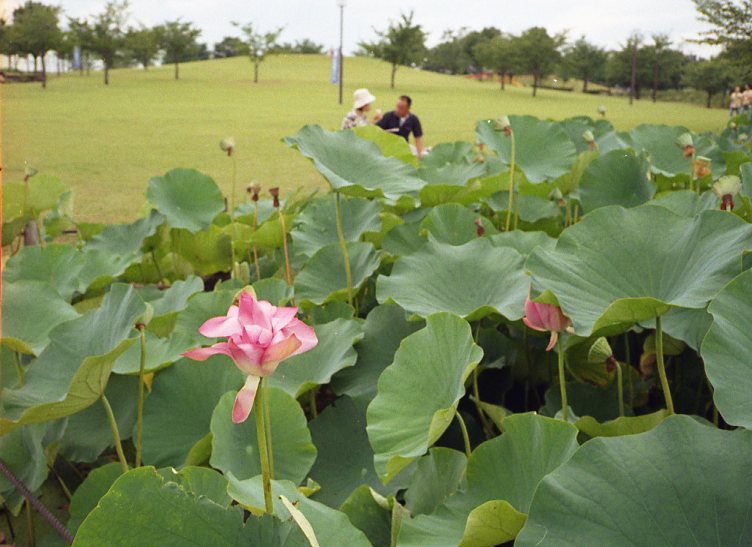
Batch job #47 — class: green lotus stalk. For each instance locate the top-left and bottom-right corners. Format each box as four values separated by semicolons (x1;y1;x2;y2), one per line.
270;187;293;287
264;381;274;479
255;378;274;514
334;192;354;306
655;316;675;415
455;410;472;458
101;394;129;473
557;338;569;422
252;194;262;281
615;362;625;418
14;351;25;387
135;325;147;467
505;131;517;232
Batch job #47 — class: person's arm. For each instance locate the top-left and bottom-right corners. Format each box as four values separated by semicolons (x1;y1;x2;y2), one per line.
375;112;389;129
413;116;424;159
415;136;424;160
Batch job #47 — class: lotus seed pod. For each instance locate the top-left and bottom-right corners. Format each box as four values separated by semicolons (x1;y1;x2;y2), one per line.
23;165;38;180
712;175;742;210
676;132;695;157
220;137;235;156
135;302;154;328
496;115;511;130
588;337;614;364
269;187;280;208
582;130;595;144
692;156;712;179
597;105;606;116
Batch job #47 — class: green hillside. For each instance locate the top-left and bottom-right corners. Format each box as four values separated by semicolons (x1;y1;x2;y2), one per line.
2;54;728;222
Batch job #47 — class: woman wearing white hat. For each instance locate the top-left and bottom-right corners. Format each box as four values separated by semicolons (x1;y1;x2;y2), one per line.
341;88;379;130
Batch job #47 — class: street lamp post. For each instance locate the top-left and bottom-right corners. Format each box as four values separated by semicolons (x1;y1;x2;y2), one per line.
338;0;346;104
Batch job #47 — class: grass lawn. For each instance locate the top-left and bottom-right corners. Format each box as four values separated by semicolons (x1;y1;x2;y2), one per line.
2;54;729;223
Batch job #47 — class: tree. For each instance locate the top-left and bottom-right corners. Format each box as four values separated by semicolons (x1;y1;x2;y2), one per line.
359;11;426;88
424;29;472;75
562;36;607;92
124;25;159;69
214;36;248;58
7;1;62;87
233;22;282;83
650;34;672;102
157;20;201;80
473;34;518;89
684;57;733;107
71;1;128;85
513;26;566;96
272;39;324;54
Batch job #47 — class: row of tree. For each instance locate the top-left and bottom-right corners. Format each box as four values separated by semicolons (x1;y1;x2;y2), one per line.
0;1;324;86
359;7;752;107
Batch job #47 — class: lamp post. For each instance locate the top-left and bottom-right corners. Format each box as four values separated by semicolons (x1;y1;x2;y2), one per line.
338;0;346;104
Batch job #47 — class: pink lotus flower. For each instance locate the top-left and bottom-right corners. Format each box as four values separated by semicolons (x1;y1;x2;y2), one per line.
183;291;317;423
522;293;571;351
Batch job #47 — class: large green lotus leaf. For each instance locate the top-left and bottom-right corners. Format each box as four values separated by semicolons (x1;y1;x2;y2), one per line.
2;175;66;222
72;467;247;546
418;162;488;186
0;284;145;434
476;116;577;182
517;415;752;546
67;463;124;532
252;278;294;306
541;381;629;423
140;356;243;467
488;231;556;257
649;189;717;216
228;475;372;547
248;213;295;250
560;117;594;154
2;244;85;301
367;313;483;482
284;125;426;202
138;275;205;335
398;414;579;547
333;304;425;403
340;485;392;547
85;209;163;261
741;161;752;197
268;318;363;397
419;173;502;208
59;374;138;463
404;448;467;516
0;424;49;515
171;225;233;276
210;389;316;484
625;125;725;177
291;195;381;258
146;168;224;233
377;239;528;321
1;280;79;355
527;206;752;335
579;150;654;213
575;410;669;438
420;203;496;246
484;191;561;223
381;222;426;257
421;141;475;168
309;396;404;508
639;306;713;351
701;269;752;428
294;241;381;305
353;124;417;165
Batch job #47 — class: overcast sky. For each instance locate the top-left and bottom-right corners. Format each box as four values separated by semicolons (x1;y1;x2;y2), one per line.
5;0;719;57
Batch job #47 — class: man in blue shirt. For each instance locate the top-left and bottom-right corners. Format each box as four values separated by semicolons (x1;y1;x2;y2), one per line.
375;95;424;159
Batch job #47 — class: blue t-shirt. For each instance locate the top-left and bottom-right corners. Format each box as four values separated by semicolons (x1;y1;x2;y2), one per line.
376;111;423;141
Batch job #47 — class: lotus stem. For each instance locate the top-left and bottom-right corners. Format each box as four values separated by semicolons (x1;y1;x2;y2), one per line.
278;209;293;287
101;394;129;473
252;201;261;281
14;351;25;387
263;380;274;480
616;362;625;418
455;410;472;458
135;326;147;467
557;337;569;422
150;249;164;284
254;378;274;514
654;316;675;415
230;154;238;213
308;388;318;419
504;131;517;232
334;192;353;306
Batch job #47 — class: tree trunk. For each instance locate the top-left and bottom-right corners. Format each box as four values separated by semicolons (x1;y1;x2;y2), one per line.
174;61;179;80
41;55;46;88
104;64;109;85
707;90;713;108
254;61;259;83
56;57;60;76
390;63;397;89
652;62;659;102
583;77;589;93
33;54;38;72
532;71;538;97
499;71;505;90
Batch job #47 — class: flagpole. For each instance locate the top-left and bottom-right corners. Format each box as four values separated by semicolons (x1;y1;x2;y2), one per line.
338;0;346;104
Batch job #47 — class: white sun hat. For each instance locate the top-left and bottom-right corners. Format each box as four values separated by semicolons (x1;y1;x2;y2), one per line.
353;88;376;109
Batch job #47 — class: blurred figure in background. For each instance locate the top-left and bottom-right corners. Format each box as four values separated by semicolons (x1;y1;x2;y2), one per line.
375;95;425;159
730;86;743;117
743;84;752;112
341;88;379;129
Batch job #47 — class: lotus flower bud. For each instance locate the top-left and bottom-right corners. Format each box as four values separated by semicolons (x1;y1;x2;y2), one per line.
582;130;596;151
676;132;695;157
23;164;38;182
597;105;606;117
712;175;742;211
692;156;712;179
588;337;618;372
220;137;235;156
495;115;512;136
523;292;571;351
269;187;280;208
474;218;485;237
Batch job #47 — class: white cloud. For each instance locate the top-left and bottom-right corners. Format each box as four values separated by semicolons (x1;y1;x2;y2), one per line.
3;0;719;57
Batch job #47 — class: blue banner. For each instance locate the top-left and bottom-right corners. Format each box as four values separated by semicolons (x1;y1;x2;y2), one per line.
331;49;340;84
72;45;81;70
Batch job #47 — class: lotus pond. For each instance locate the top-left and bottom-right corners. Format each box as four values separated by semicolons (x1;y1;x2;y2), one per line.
2;112;752;546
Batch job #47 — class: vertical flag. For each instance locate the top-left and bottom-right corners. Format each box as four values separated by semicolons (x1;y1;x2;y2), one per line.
72;46;82;70
331;49;340;84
